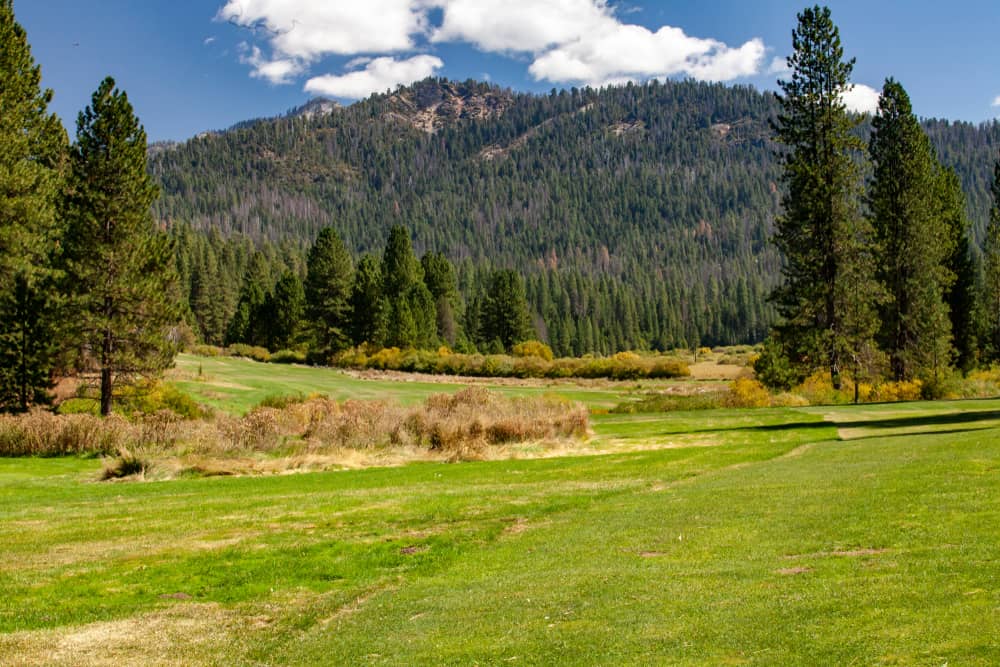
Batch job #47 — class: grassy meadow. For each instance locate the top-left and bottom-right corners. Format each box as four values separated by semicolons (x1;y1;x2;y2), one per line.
1;357;999;664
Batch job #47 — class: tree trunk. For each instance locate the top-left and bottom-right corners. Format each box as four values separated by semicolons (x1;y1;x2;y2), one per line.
100;366;112;417
101;325;113;417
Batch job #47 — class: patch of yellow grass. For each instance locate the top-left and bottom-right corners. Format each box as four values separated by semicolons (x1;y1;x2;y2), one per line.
0;603;236;667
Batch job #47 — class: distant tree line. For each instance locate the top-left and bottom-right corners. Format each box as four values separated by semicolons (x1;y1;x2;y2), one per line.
0;2;179;414
150;63;999;358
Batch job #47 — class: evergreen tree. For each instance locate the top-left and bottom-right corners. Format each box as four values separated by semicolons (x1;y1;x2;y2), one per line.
986;150;1000;358
869;79;952;381
379;226;436;348
937;167;979;373
263;271;304;350
421;251;462;346
63;77;180;416
381;225;420;299
0;1;68;411
479;269;535;352
771;5;880;388
304;227;354;355
225;252;271;347
349;254;387;347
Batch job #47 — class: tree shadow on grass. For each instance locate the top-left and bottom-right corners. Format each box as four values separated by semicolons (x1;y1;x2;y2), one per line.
837;425;997;442
673;408;1000;439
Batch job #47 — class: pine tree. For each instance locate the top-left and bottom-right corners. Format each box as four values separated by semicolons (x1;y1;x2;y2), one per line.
0;0;68;411
225;254;270;347
985;150;1000;359
937;167;979;373
479;269;535;352
349;254;387;347
63;77;181;416
771;5;880;389
304;227;354;355
421;252;462;347
263;271;304;351
381;225;420;299
869;79;952;381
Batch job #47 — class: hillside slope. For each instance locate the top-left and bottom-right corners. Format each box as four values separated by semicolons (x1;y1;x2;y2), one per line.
150;78;1000;350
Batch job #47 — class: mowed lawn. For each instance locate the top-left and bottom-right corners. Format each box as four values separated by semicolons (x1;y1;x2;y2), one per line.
168;353;656;414
1;382;999;663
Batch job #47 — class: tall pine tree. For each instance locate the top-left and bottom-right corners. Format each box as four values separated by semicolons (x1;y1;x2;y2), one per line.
985;150;1000;359
305;227;354;356
868;79;952;382
0;0;68;411
771;5;881;389
63;77;181;416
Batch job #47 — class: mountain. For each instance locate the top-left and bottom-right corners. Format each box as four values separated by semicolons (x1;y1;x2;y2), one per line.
149;78;1000;352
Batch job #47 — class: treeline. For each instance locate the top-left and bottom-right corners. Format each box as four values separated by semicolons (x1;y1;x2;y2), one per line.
758;5;1000;399
150;75;1000;354
0;3;179;414
174;222;771;357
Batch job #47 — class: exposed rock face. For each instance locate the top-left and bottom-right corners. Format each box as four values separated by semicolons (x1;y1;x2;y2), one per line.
385;80;513;133
292;98;341;120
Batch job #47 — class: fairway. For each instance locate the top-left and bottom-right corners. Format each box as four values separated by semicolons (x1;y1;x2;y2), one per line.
167;354;670;415
2;395;999;664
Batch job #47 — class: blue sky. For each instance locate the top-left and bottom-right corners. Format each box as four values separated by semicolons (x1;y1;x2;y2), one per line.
15;0;1000;142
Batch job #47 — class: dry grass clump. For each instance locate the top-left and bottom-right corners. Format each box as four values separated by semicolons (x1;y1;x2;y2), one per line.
0;389;589;476
401;387;588;452
0;411;135;457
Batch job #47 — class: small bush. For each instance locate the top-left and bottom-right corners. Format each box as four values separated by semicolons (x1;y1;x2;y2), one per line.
871;379;923;403
256;392;308;410
512;340;554;361
726;378;772;408
190;344;223;357
227;344;271;363
101;447;151;479
270;349;307;364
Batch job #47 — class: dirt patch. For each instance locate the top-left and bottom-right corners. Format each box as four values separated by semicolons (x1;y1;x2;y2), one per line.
638;551;667;558
776;566;812;575
399;545;428;555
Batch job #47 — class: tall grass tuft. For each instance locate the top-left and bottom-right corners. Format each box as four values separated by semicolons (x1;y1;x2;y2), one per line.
0;389;589;472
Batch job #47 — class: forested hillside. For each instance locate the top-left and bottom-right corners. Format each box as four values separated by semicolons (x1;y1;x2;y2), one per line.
150;78;1000;353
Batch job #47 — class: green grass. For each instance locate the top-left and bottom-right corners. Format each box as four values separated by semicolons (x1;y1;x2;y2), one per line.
2;389;999;663
169;353;675;414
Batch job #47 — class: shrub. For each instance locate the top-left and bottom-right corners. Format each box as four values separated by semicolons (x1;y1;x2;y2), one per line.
794;371;853;406
190;344;223;357
227;344;271;363
270;349;307;364
871;380;923;403
726;378;772;408
100;447;151;479
753;337;800;390
256;392;309;410
512;340;554;361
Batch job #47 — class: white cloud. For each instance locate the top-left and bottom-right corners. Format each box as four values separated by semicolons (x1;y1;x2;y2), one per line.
432;0;612;53
218;0;427;60
305;55;444;99
220;0;770;94
529;23;765;85
841;83;880;115
992;95;1000;107
240;44;304;84
204;36;217;46
767;56;791;76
